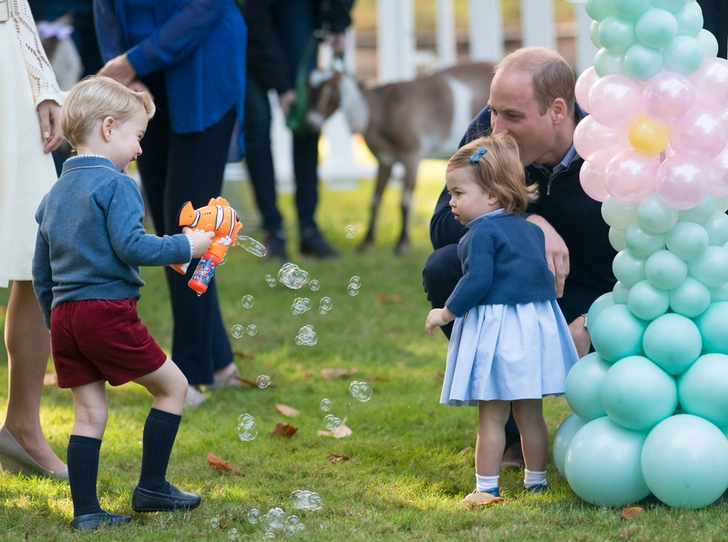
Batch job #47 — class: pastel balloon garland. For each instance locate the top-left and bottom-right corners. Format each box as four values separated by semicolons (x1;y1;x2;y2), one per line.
556;0;728;509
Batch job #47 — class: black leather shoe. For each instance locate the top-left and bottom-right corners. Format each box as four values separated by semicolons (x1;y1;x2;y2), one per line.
70;511;131;531
263;231;289;261
300;231;340;258
132;483;201;512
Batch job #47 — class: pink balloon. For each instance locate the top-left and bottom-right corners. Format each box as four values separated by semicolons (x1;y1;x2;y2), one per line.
580;150;614;202
655;155;708;210
688;57;728;112
642;72;695;125
588;75;644;129
573;116;629;161
704;147;728;197
605;150;659;203
575;66;600;113
670;108;728;161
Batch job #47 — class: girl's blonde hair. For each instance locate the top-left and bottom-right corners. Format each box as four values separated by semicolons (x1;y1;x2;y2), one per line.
61;75;155;149
447;134;538;214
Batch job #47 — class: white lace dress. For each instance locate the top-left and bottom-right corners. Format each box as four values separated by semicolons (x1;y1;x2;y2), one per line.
0;0;64;287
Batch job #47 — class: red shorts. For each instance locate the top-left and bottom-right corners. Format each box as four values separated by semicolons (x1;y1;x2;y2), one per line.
50;298;167;389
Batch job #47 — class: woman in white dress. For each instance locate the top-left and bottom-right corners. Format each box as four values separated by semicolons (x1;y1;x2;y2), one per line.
0;0;68;478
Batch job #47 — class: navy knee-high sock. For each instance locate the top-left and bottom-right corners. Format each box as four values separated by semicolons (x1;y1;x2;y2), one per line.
67;435;103;517
138;408;181;493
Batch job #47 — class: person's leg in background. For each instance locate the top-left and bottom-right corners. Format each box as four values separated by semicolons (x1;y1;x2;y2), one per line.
243;75;288;260
698;0;727;59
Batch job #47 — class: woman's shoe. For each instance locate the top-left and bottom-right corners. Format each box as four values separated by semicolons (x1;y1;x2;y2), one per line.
210;363;241;389
0;426;68;480
184;385;206;409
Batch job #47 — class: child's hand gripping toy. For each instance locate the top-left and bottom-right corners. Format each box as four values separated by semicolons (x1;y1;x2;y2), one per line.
170;197;243;294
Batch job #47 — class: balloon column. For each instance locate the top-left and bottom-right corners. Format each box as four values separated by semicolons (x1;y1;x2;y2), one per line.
555;0;728;509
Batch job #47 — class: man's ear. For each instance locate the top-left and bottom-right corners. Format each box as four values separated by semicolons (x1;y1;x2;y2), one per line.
102;116;115;142
550;97;567;125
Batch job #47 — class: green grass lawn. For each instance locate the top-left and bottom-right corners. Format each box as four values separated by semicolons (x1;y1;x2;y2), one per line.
1;164;726;541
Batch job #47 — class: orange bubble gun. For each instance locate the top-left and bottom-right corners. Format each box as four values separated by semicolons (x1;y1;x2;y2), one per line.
170;197;243;294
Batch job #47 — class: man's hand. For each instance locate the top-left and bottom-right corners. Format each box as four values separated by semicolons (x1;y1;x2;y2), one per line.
128;78;153;99
278;89;297;116
568;315;591;358
98;54;137;86
426;307;455;336
526;214;569;298
37;100;63;153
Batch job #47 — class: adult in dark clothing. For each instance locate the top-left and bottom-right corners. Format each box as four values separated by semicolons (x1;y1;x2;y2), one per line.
697;0;728;59
240;0;355;260
423;47;617;467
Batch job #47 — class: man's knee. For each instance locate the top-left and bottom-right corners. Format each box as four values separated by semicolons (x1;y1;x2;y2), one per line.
422;244;461;308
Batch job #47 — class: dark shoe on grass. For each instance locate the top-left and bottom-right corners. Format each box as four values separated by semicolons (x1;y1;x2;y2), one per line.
132;482;201;512
263;231;288;261
71;511;131;531
501;438;525;470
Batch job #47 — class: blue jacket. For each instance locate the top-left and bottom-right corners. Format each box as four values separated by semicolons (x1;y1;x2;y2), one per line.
94;0;246;141
32;156;192;329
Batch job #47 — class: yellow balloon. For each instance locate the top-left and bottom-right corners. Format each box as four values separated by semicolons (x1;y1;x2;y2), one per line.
628;115;669;155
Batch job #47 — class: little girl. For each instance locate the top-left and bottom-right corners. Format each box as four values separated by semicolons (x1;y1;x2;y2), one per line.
426;134;578;499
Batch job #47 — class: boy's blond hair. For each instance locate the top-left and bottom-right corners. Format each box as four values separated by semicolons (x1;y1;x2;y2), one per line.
61;76;155;149
447;134;538;214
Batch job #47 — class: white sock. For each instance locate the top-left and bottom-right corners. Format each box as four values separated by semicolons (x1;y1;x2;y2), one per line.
476;474;499;492
524;469;547;488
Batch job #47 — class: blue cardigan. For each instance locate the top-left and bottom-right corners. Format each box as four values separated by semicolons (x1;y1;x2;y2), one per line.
94;0;246;143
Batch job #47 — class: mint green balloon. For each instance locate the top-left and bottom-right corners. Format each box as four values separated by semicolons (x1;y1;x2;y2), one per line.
623;43;664;81
613;281;630;304
698;28;719;58
628;280;669;320
709;283;728;301
643;313;702;375
553;413;587;477
601;355;678;431
594;48;625;76
645;250;688;290
638;193;679;234
565;417;650;506
669;277;711;317
613;0;651;19
652;0;689;12
590;20;603;48
602;195;638;229
565;352;611;421
609;227;627;251
636;8;678;49
599;16;638;53
591;304;647;362
674;2;704;36
625;223;666;258
587;292;616;334
613;250;647;287
641;415;728;509
665;222;708;261
694;302;728;354
678;354;728;426
715;196;728;213
688;246;728;287
679;195;714;223
701;211;728;245
586;0;617;21
664;35;704;75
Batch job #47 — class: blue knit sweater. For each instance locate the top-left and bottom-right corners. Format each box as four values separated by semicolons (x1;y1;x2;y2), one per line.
32;156;192;329
445;211;556;318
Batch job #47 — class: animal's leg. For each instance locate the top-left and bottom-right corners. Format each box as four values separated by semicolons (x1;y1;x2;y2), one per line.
359;161;393;252
395;157;419;255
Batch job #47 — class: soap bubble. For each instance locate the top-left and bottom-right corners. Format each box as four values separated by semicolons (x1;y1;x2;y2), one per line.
237;413;258;441
228;527;238;541
256;375;271;389
285;515;304;536
309;279;320;291
320;398;331;412
236;235;268;257
247;324;258;336
349;276;362;287
345;225;357;238
231;324;244;338
354;381;373;402
290;490;323;511
318;297;332;314
295;325;318;346
265;274;277;288
262;507;288;531
323;414;342;431
347;284;360;296
248;508;260;524
210;517;219;529
241;295;255;308
291;297;312;315
219;251;228;266
278;262;310;289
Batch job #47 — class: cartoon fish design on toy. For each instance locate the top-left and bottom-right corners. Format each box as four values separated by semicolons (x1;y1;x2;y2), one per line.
170;197;243;294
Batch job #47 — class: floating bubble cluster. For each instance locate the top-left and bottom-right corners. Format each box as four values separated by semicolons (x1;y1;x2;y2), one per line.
241;294;255;308
228;527;238;541
231;324;244;338
349;381;373;402
295;325;317;346
236;235;268;257
257;375;271;389
237;413;258;441
247;324;258;337
278;262;310;289
347;276;361;296
290;490;323;511
258;507;306;538
323;414;342;431
318;297;332;315
320;398;331;412
265;274;277;288
345;225;357;238
309;279;320;291
291;297;312;315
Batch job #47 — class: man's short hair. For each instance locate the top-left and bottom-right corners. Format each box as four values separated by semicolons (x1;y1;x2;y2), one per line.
61;76;155;149
495;47;575;116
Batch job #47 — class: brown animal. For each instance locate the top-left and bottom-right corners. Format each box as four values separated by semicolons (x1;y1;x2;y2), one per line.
306;62;494;254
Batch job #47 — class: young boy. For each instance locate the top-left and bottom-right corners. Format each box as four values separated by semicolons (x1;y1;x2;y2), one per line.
32;76;215;531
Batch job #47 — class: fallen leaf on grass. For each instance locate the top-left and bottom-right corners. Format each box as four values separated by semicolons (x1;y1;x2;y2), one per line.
321;368;359;380
620;507;645;520
304;371;314;378
378;293;405;303
232;350;255;360
43;372;57;385
366;376;393;382
206;453;244;475
328;453;349;464
435;371;445;380
269;422;298;438
317;422;353;439
275;403;300;417
459;492;504;506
